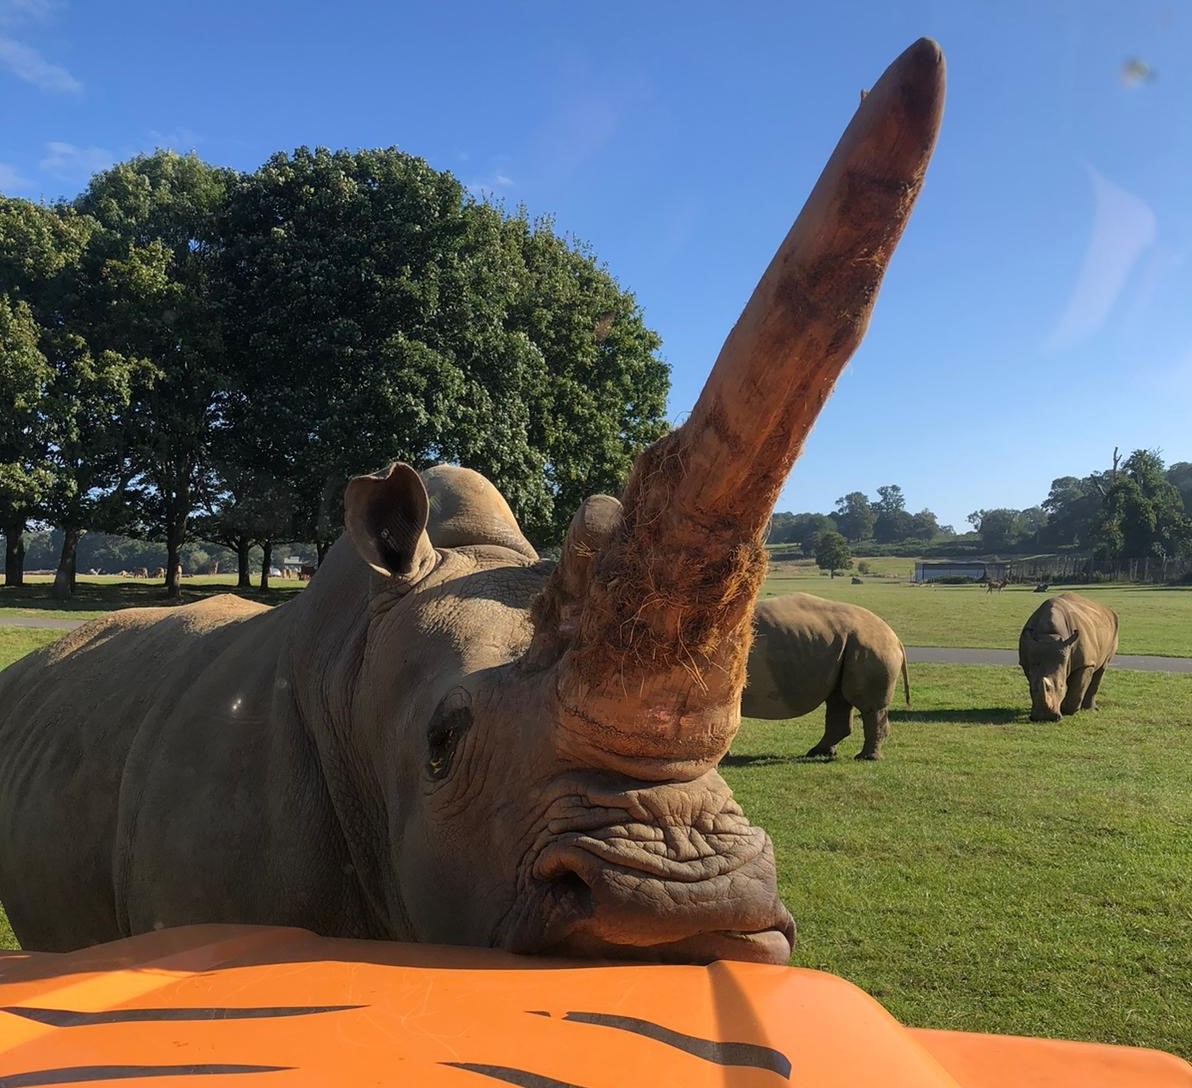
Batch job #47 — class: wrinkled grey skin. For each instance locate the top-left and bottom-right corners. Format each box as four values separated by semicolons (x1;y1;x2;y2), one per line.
0;467;792;962
0;40;945;963
1018;593;1119;722
742;594;910;760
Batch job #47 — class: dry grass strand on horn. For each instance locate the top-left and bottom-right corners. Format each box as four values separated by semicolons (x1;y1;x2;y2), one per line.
569;430;771;696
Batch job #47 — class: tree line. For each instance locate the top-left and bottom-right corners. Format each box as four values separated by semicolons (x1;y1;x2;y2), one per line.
1;148;670;597
771;451;1192;568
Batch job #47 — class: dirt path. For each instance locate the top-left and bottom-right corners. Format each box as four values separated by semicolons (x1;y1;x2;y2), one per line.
5;615;1192;673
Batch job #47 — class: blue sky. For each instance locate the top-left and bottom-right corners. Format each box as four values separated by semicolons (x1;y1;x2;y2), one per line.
2;1;1189;530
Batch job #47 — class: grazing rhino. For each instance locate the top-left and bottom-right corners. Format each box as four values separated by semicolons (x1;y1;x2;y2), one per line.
742;594;910;760
1018;592;1119;722
0;40;944;960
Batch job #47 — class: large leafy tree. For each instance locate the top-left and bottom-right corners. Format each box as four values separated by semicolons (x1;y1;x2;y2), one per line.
966;507;1027;553
1041;474;1105;549
834;491;875;542
0;196;143;594
3;199;147;597
501;214;668;540
217;147;667;554
1166;462;1192;515
1095;450;1192;562
873;508;915;544
75;151;233;597
768;511;836;551
909;508;941;539
874;484;905;514
814;530;852;577
0;294;53;586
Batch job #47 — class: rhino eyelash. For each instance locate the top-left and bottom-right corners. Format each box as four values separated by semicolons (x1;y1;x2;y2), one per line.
426;704;473;781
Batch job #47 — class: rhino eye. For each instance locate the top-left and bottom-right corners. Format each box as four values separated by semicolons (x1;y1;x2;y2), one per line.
427;690;473;780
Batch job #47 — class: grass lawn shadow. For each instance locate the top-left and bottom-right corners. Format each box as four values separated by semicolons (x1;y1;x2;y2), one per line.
1;580;303;614
721;752;841;767
894;707;1020;725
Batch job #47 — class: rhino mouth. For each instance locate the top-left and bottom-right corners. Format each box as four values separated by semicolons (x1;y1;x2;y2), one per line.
502;829;795;965
539;922;796;966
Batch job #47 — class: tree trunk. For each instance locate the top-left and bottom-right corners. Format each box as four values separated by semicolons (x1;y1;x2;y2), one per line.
316;540;330;565
165;516;185;599
259;540;272;592
52;526;84;601
3;523;25;587
236;536;252;588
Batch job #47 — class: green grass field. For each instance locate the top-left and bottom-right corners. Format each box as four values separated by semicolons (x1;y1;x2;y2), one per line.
730;663;1192;1058
0;626;63;670
0;581;1189;1057
7;569;1192;657
0;573;305;620
762;563;1192;656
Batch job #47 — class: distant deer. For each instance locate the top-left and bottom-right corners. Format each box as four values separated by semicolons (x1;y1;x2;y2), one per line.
985;578;1007;593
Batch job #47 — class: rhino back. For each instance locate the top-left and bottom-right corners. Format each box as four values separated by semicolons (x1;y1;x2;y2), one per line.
1020;593;1119;671
0;594;296;949
744;594;865;718
1055;593;1119;668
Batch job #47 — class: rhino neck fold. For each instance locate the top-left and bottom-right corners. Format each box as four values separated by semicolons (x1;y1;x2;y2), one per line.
285;537;411;939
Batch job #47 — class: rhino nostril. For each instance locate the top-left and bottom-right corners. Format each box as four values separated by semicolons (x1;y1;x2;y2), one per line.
548;870;593;915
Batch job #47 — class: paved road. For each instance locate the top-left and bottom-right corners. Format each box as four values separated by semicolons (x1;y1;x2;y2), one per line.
904;646;1192;674
3;615;95;630
5;615;1192;673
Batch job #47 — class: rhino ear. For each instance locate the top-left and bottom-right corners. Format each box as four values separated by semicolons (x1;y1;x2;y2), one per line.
344;463;437;582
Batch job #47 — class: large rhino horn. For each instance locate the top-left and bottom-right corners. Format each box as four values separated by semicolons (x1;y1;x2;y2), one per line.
550;39;945;776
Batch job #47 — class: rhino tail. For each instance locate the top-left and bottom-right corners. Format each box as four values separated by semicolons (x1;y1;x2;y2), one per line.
900;644;911;709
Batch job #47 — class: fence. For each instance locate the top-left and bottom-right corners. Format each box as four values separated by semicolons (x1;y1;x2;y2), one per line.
1004;555;1192;585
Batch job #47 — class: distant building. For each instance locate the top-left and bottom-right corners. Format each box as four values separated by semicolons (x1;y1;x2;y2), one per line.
913;560;1008;583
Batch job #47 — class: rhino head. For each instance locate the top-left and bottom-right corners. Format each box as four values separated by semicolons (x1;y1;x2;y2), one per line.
1023;629;1079;721
296;40;943;965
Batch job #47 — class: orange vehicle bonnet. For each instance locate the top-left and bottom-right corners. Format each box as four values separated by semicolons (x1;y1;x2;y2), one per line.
0;925;1187;1087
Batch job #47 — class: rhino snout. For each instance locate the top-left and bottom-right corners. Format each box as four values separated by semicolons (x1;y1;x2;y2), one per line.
1028;674;1064;721
517;823;794;965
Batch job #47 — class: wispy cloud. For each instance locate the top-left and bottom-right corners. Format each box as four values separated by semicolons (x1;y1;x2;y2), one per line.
39;140;113;179
0;0;79;93
0;161;33;190
0;0;62;31
466;170;516;201
0;34;79;91
1045;164;1156;352
0;0;66;22
146;127;202;153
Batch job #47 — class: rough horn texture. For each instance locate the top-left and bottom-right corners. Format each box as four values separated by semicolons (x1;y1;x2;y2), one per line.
0;44;944;966
742;593;911;761
1018;593;1119;722
554;38;944;775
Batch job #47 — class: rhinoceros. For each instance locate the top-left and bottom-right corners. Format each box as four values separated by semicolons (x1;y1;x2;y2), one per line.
742;593;909;760
0;40;944;961
1018;592;1119;722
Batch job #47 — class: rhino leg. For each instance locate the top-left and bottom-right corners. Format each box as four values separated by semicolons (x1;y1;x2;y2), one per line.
856;707;889;761
806;691;852;758
1061;668;1093;716
1081;666;1107;711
